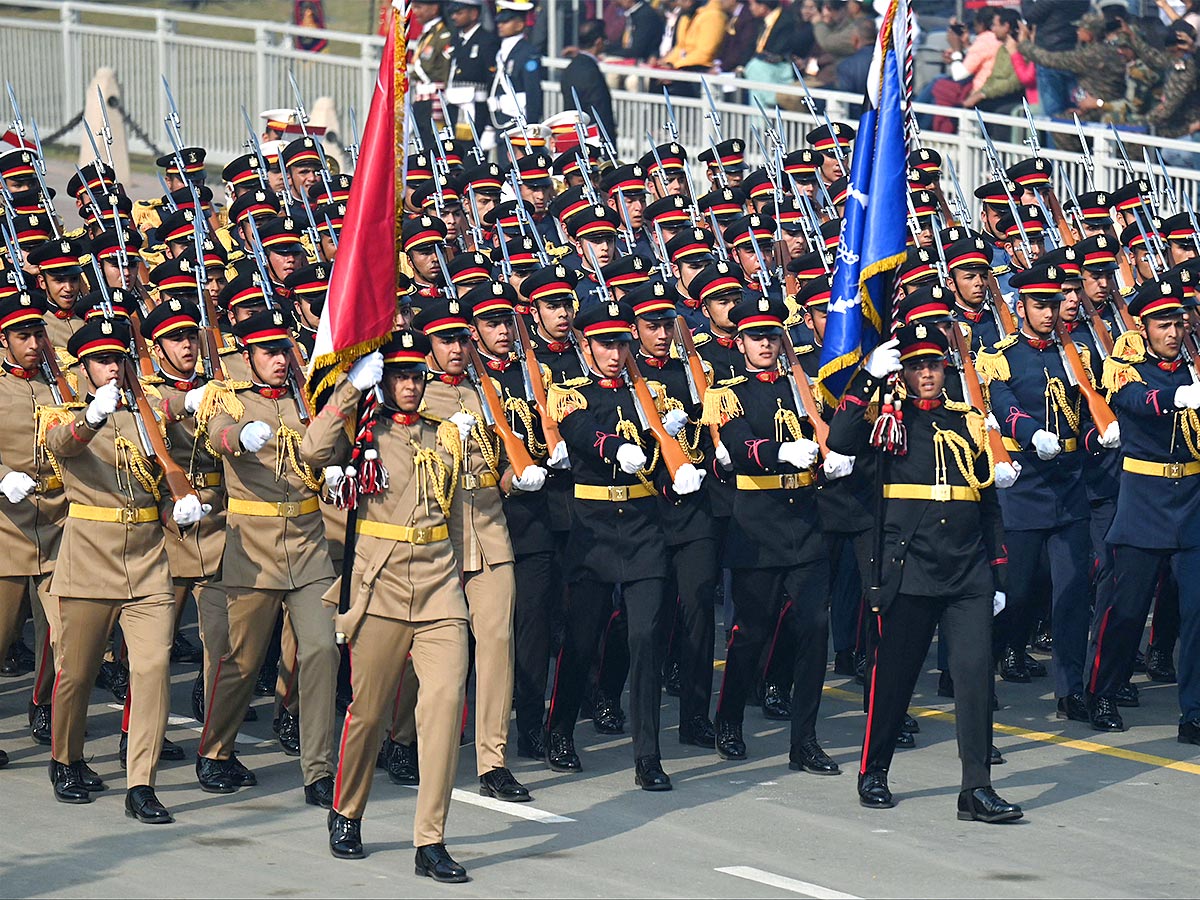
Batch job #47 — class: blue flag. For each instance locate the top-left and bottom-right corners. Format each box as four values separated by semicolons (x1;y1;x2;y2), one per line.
818;7;910;404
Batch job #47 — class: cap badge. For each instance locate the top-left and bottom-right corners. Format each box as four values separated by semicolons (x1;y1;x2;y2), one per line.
758;297;769;312
915;323;927;338
448;299;460;315
402;332;414;348
608;302;619;316
101;321;113;334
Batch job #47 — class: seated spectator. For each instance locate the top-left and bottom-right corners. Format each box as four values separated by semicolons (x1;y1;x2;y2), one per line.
716;0;759;74
744;0;803;107
810;0;856;86
836;16;876;97
661;0;729;96
913;10;998;128
927;9;1024;133
607;0;666;63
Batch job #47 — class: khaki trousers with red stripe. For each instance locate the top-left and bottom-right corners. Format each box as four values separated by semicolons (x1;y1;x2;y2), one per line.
0;574;59;707
334;614;468;846
199;580;337;784
51;594;173;786
390;561;515;774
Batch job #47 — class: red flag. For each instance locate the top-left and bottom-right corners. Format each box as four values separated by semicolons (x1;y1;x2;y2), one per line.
306;7;401;404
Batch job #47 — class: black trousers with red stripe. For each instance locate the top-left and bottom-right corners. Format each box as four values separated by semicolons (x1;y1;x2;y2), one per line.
512;549;557;741
860;591;993;790
547;577;667;761
1087;544;1200;717
718;562;829;750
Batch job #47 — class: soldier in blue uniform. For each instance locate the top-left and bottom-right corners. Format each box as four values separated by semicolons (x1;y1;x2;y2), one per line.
666;227;716;333
829;324;1020;823
724;214;783;305
1086;277;1200;738
943;230;1005;353
977;263;1120;720
490;0;543;130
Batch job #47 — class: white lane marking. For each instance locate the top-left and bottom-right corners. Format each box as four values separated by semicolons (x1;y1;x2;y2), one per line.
715;866;861;899
408;785;575;823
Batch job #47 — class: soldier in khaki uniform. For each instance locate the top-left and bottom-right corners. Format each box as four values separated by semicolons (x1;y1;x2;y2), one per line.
0;291;70;753
407;296;538;801
138;300;230;724
195;309;338;806
27;238;85;351
301;333;470;881
46;317;209;823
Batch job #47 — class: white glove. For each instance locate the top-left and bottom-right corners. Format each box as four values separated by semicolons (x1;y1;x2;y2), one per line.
172;494;211;527
715;441;732;469
993;591;1006;617
672;462;705;495
777;438;820;470
449;410;477;441
662;408;689;437
239;420;273;453
822;451;856;480
512;465;547;492
993;460;1021;489
183;385;207;415
1031;429;1061;461
546;440;571;469
0;471;36;503
986;412;1001;432
348;351;384;391
864;338;902;379
85;379;121;426
324;465;345;493
1098;420;1121;449
616;442;647;474
1175;384;1200;410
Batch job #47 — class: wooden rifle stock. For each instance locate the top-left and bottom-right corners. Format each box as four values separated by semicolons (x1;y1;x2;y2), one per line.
932;184;958;227
674;315;721;447
512;315;562;454
37;336;74;403
1106;286;1138;332
120;359;197;501
984;271;1017;335
1077;296;1116;355
1054;321;1117;433
780;331;830;453
1041;187;1077;246
949;323;1013;466
619;346;690;478
464;343;536;475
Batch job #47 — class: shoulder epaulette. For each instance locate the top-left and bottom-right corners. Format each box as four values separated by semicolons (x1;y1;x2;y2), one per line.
975;337;1015;384
793;343;814;355
991;264;1010;276
546;377;590;422
701;380;745;426
691;331;711;347
140;374;164;385
63;227;87;240
1102;330;1147;393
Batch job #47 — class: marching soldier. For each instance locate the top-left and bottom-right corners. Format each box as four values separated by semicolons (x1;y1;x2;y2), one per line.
195;309;339;805
300;336;470;880
829;324;1020;823
27;238;85;350
0;290;68;750
407;295;541;801
46;317;209;822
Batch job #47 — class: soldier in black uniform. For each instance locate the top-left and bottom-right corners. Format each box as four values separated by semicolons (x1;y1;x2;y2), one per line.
542;300;706;790
703;296;838;774
829;324;1021;823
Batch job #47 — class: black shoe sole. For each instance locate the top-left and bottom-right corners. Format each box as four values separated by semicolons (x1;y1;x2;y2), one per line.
859;796;895;809
592;724;625;735
198;781;239;795
1000;673;1031;684
636;779;673;791
279;745;301;758
331;847;365;860
789;762;841;775
54;791;92;805
957;809;1023;823
716;747;747;760
1056;711;1089;723
1178;734;1200;745
126;808;174;824
479;786;532;802
679;735;716;748
544;760;581;773
387;774;420;785
415;866;469;884
1090;722;1126;732
30;731;51;747
1148;673;1178;683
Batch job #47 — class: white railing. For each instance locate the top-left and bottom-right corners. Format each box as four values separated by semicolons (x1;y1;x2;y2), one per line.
2;0;1200;215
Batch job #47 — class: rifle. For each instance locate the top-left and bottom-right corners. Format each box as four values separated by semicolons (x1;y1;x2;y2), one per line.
346;105;361;168
463;341;538;476
675;314;721;447
513;313;563;456
1054;320;1117;434
948;320;1013;466
699;76;724;142
243;214;313;422
791;62;846;169
619;345;691;479
1073;114;1097;190
780;330;830;454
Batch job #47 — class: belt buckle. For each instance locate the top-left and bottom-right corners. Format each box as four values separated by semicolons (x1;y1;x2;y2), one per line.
412;526;431;544
190;472;206;490
278;501;301;517
607;485;629;502
119;506;139;524
1167;461;1186;479
781;474;799;490
462;473;478;491
930;484;953;502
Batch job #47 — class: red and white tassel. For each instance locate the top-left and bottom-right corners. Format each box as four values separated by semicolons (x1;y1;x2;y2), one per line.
870;391;908;455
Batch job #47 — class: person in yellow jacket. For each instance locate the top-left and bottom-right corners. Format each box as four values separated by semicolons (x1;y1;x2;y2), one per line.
661;0;728;95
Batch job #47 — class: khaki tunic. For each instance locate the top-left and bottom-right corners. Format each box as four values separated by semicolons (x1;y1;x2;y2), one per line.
151;376;227;579
0;366;69;575
422;375;513;572
44;311;82;355
301;377;469;626
45;407;174;600
207;383;333;590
